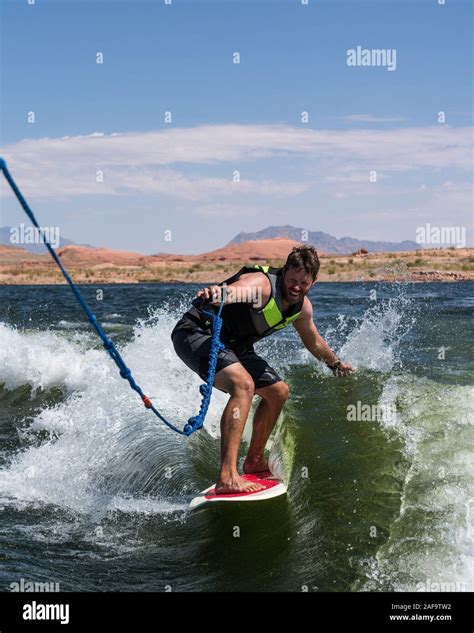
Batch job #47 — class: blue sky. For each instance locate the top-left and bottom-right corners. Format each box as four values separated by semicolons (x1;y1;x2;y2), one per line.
1;0;472;253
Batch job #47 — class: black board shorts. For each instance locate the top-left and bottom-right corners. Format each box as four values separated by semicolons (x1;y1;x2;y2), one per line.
171;313;282;392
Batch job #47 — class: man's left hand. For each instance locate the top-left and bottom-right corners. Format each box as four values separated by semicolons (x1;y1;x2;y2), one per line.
328;360;355;377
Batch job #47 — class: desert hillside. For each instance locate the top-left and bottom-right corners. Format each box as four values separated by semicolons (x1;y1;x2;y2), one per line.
0;238;472;284
154;238;304;263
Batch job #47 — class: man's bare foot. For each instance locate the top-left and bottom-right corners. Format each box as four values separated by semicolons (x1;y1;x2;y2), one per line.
215;473;265;495
243;458;272;477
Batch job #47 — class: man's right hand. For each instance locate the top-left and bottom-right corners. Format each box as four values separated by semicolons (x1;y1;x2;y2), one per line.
196;285;224;305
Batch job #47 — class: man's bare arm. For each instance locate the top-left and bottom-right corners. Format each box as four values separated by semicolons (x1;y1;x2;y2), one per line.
196;272;270;309
293;298;355;376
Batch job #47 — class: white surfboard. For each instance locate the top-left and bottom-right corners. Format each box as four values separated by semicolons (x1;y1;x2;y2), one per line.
189;473;287;510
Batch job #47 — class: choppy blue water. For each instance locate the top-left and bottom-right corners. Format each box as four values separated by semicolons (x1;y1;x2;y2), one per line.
0;282;472;592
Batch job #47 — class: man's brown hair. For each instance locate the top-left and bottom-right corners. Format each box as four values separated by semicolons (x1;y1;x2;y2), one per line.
283;245;320;281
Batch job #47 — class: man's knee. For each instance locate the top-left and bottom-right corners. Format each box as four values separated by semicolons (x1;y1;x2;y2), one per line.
259;381;289;404
231;374;255;398
275;381;289;402
215;364;255;397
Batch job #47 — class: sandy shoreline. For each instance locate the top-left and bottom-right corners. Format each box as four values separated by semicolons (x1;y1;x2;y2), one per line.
1;247;472;285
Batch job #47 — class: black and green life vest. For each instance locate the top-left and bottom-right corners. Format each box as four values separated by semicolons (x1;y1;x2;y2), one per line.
192;264;304;354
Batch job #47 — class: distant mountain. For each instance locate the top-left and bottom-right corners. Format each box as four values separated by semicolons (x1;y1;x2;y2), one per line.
228;225;420;254
0;243;43;264
0;226;94;254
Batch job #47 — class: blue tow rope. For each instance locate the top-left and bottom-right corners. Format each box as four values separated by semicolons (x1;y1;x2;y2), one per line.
0;158;224;437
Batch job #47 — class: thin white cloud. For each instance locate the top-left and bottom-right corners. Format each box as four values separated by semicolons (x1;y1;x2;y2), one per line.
325;172;389;183
115;168;309;201
1;124;471;202
343;114;406;123
429;180;473;208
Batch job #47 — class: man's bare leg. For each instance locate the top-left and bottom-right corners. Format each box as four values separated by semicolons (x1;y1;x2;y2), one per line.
214;364;265;494
243;381;289;475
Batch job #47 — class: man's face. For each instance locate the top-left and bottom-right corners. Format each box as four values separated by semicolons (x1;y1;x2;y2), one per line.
282;267;315;304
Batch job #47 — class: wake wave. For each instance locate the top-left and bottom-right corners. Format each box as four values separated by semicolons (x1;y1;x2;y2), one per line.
0;323;109;393
0;306;228;516
356;376;474;592
0;290;415;516
336;291;417;372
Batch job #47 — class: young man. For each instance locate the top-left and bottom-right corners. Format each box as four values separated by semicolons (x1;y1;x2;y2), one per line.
171;245;354;494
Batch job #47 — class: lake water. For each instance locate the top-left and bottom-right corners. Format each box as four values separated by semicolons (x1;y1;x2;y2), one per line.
0;282;472;592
